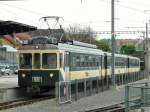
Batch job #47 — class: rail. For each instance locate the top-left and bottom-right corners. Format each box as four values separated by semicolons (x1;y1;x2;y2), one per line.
84;103;125;112
0;95;54;110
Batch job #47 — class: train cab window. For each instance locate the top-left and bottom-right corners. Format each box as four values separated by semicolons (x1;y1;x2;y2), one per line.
19;53;32;69
42;53;57;69
33;53;40;69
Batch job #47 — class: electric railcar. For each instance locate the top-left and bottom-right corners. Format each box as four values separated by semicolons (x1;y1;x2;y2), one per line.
18;36;140;93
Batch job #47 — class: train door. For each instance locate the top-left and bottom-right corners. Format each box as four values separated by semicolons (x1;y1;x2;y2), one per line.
101;55;105;77
104;54;109;88
98;56;102;77
127;58;129;73
64;52;70;81
104;54;107;76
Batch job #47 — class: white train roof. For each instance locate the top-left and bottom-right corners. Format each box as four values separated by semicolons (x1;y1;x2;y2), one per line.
103;51;139;60
127;55;140;60
58;43;140;60
58;43;104;55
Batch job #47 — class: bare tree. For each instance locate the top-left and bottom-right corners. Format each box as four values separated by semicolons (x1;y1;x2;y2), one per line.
64;24;96;43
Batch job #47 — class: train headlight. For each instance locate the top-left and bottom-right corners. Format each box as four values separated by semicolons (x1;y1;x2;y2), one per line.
49;73;54;78
22;73;26;78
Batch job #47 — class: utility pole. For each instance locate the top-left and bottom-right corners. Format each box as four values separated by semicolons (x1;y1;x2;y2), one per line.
142;32;145;52
145;23;148;78
111;0;116;87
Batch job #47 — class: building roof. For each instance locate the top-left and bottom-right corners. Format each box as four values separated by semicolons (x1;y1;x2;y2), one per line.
3;45;17;52
0;20;37;35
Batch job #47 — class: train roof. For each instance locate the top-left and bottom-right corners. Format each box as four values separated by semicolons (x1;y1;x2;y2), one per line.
103;52;127;57
19;43;104;55
127;55;140;60
19;43;140;60
58;43;104;55
19;44;58;50
104;52;140;60
62;40;97;49
19;36;140;60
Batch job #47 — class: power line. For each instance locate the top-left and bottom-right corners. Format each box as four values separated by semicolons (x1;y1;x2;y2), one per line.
65;31;145;35
96;31;144;34
0;2;47;16
99;0;149;16
0;4;38;25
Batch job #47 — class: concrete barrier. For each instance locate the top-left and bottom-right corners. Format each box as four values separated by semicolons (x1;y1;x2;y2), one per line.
0;87;27;102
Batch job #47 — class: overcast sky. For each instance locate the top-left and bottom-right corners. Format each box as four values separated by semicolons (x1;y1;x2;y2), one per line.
0;0;150;39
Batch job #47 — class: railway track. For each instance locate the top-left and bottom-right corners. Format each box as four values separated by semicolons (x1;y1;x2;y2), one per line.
0;95;54;110
84;103;125;112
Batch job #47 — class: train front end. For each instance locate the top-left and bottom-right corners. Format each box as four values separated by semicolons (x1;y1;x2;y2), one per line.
18;47;64;93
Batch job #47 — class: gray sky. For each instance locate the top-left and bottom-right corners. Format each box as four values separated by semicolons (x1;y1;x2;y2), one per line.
0;0;150;39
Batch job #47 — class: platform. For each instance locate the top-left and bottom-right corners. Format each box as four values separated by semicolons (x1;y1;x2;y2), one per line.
0;79;148;112
0;75;18;89
0;75;27;102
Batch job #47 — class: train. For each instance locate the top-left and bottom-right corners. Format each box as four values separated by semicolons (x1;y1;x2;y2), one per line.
18;36;140;93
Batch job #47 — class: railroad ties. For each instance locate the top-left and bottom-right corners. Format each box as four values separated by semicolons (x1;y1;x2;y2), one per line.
0;95;53;110
84;103;125;112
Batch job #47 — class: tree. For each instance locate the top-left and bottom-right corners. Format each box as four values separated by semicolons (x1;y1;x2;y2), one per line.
0;39;2;45
120;44;136;54
96;39;111;52
64;24;96;43
64;25;112;52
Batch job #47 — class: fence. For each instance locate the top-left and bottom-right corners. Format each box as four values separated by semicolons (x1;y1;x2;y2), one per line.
55;81;72;104
116;71;145;86
125;82;150;112
55;76;111;104
56;71;146;104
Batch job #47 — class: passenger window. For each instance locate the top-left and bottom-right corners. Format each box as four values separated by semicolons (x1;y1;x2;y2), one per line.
60;53;63;68
76;56;80;66
42;53;57;69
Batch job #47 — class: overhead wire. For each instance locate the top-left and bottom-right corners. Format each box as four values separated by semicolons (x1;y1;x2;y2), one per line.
0;1;149;22
0;1;113;28
98;0;148;36
0;3;48;27
0;2;47;16
0;0;147;38
122;0;150;10
0;3;39;26
99;0;149;15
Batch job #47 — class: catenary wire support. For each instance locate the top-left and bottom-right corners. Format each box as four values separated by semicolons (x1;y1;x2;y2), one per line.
111;0;116;87
145;23;149;79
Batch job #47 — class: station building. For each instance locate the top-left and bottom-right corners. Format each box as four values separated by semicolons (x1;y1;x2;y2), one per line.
0;44;18;70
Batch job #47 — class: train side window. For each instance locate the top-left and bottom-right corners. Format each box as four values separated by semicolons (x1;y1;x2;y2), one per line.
60;53;63;68
81;55;84;65
85;56;89;67
76;55;80;67
72;55;76;67
64;52;69;67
